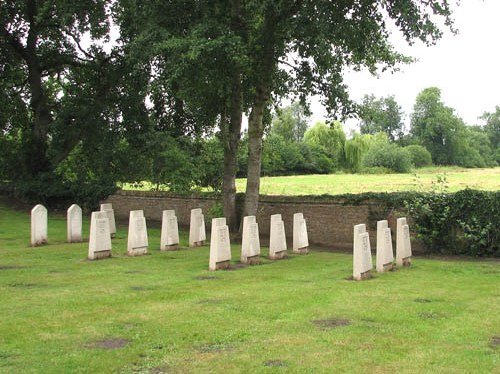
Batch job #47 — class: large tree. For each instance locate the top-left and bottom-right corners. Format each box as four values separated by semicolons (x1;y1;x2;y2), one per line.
0;0;144;205
358;94;405;142
238;0;456;218
410;87;467;165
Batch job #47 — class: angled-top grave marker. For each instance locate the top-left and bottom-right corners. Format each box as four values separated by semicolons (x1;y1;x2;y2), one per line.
31;204;48;246
396;217;412;267
209;217;231;271
88;211;112;260
376;220;394;272
189;208;206;247
160;210;179;251
100;203;116;238
293;212;309;254
127;210;148;256
241;215;261;265
353;223;373;280
269;214;287;260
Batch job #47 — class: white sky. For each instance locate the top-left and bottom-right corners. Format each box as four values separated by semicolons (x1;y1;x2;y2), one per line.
309;0;500;131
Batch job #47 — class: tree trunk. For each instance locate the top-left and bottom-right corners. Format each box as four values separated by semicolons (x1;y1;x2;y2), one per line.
243;92;267;218
221;0;244;232
25;0;52;174
222;76;243;232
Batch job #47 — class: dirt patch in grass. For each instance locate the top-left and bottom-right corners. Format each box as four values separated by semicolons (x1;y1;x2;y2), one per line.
491;336;500;348
86;338;129;350
8;282;38;288
193;275;218;280
124;270;142;274
197;299;223;304
194;343;234;353
418;312;441;320
312;319;351;330
414;298;432;303
227;263;248;271
263;360;288;368
0;265;24;270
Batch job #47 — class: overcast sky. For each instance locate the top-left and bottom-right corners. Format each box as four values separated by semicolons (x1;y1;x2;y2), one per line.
309;0;500;132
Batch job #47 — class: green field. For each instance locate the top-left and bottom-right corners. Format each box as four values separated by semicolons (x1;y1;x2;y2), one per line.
0;203;499;373
236;167;500;195
122;167;500;195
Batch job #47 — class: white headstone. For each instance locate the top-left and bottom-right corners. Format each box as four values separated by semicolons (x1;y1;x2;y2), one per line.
396;218;412;266
269;214;287;259
353;225;372;280
100;203;116;238
189;208;206;247
31;204;48;246
376;220;394;272
67;204;82;243
241;216;261;264
397;224;412;266
88;211;112;260
127;210;148;256
293;212;309;254
209;218;231;271
160;210;179;251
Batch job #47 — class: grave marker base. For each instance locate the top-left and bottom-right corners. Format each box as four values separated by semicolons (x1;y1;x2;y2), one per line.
110;233;116;239
402;257;411;267
354;270;372;281
269;251;287;260
88;250;111;261
31;239;48;247
379;262;394;272
161;244;179;251
211;260;230;271
127;247;147;256
294;246;309;255
244;255;261;265
190;240;204;247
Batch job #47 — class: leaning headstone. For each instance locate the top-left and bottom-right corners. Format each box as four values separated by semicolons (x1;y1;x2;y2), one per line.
241;215;261;265
160;210;179;251
88;211;112;260
100;203;116;238
67;204;83;243
396;218;412;266
353;224;372;280
209;217;231;271
376;220;394;272
189;208;206;247
269;214;287;259
293;213;309;254
127;210;148;256
31;204;48;246
397;223;412;267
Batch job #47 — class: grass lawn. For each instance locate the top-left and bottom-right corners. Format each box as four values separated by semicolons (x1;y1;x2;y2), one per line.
235;166;500;195
121;166;500;195
0;203;499;373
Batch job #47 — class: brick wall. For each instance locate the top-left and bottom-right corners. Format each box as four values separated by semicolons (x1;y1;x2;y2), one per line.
103;190;423;252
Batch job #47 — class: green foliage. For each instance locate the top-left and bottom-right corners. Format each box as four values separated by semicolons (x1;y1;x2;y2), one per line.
304;121;346;169
363;142;413;173
270;102;310;143
344;132;374;171
405;145;433;167
358;94;405;141
406;189;500;257
197;137;225;192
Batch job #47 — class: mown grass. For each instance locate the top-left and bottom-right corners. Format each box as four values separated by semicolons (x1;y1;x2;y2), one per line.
0;203;499;373
121;166;500;195
236;166;500;195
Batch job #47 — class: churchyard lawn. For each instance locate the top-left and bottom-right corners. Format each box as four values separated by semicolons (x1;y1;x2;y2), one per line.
0;203;498;372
